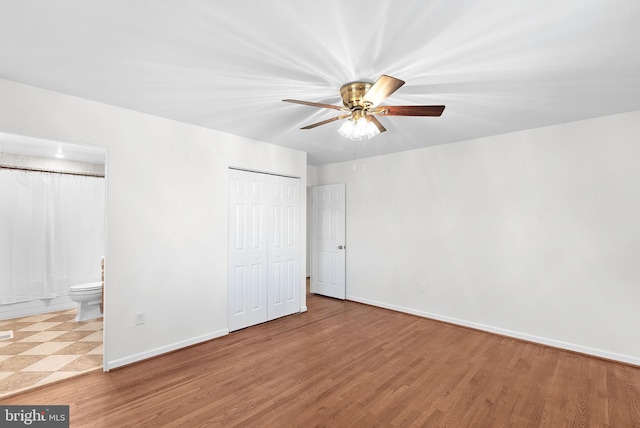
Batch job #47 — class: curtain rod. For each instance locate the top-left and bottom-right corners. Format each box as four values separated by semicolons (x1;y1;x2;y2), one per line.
0;165;105;178
228;166;300;180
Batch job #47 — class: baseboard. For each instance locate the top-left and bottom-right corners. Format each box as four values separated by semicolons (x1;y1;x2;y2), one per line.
347;294;640;367
105;328;229;371
0;300;76;321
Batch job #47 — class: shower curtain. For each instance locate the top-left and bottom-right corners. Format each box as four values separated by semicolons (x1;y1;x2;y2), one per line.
0;169;105;304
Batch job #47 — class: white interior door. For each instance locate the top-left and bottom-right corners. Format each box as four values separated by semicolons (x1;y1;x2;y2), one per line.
311;184;346;299
268;176;300;320
229;169;301;331
228;169;269;332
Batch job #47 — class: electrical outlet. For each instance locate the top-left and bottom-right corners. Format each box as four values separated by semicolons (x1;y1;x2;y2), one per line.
135;312;145;326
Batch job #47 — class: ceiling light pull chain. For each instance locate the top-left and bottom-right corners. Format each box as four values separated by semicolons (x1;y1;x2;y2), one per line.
362;140;367;171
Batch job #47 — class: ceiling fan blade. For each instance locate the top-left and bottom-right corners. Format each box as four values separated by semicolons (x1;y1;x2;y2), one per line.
283;99;348;111
367;115;387;133
375;105;445;116
362;75;405;107
301;114;351;129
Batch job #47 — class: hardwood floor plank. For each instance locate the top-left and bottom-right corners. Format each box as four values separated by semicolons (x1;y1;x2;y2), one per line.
1;291;639;427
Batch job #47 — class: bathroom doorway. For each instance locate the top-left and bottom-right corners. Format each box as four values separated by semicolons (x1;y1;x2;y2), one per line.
0;132;107;398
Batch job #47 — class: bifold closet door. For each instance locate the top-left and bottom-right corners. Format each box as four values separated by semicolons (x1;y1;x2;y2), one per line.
228;169;300;332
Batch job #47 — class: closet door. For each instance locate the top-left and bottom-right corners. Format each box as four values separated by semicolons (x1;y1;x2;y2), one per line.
228;169;269;332
228;169;301;332
268;176;300;320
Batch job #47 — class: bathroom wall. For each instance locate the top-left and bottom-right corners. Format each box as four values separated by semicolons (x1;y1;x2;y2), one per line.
0;78;307;369
314;110;640;366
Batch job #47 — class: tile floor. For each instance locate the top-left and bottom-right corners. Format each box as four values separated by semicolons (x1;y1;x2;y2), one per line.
0;309;102;399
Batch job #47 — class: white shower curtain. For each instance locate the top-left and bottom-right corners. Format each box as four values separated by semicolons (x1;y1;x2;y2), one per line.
0;169;105;304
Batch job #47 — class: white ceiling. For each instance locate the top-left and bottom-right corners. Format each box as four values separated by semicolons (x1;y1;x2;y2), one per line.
1;0;639;165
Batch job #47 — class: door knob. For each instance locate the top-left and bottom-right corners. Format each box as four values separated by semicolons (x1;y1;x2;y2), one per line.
338;245;345;250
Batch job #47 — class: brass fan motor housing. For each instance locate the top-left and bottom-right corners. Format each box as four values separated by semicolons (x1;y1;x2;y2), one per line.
340;81;373;110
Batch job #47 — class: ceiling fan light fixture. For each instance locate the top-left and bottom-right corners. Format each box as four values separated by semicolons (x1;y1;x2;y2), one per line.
338;117;379;141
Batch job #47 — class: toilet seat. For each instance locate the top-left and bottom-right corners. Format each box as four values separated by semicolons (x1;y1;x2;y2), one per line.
70;282;102;292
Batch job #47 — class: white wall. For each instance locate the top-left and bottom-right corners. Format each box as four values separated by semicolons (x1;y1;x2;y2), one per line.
316;111;640;365
306;166;318;276
0;78;307;369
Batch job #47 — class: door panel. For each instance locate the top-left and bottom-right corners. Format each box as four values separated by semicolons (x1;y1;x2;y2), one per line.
311;184;346;299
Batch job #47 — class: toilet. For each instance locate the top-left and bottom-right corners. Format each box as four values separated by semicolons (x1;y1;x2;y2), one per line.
69;282;103;322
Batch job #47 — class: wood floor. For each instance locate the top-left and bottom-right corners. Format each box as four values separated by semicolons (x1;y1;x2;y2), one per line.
1;290;639;427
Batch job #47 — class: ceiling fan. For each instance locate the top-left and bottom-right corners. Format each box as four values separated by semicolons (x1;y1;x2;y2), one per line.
283;75;445;140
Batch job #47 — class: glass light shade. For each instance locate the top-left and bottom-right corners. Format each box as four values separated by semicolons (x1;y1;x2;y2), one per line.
338;117;380;141
338;119;355;139
365;120;380;139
